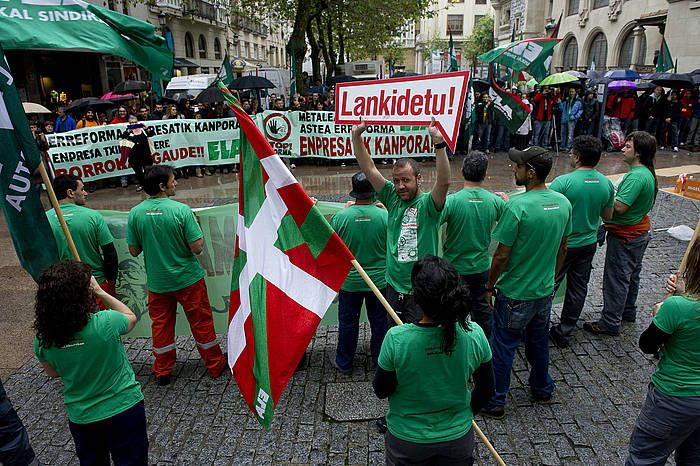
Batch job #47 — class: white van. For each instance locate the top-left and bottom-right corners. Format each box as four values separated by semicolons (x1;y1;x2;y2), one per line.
246;67;291;104
164;74;217;99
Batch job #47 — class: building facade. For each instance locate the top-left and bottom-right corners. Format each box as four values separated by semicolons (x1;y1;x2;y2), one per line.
491;0;700;73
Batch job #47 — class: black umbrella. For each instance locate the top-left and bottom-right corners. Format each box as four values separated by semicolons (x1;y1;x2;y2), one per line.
195;86;225;104
228;75;275;90
326;75;358;87
636;82;657;91
391;71;419;78
649;73;694;88
109;95;139;104
160;93;189;104
471;78;490;93
65;97;114;112
686;73;700;86
113;80;150;95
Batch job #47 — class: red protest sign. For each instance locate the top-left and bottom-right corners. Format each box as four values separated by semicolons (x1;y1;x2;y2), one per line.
335;72;470;151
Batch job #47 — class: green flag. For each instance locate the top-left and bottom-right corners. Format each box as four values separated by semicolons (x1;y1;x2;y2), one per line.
217;54;235;86
479;38;560;82
0;0;173;84
656;37;674;73
0;49;59;281
448;33;459;72
489;66;531;133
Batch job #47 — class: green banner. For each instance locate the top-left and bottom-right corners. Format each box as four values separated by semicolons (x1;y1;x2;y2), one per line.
479;38;560;82
0;0;172;83
46;112;435;182
0;47;59;281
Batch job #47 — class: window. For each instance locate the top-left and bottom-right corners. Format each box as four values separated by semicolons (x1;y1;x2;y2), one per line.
587;32;608;67
474;15;485;27
475;0;486;4
562;37;578;69
185;32;194;58
198;35;207;59
253;44;258;59
637;33;647;66
593;0;609;8
214;38;222;60
567;0;580;16
447;14;464;35
619;29;646;68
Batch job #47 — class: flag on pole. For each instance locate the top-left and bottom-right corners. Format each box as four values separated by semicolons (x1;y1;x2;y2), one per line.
448;33;459;72
549;12;563;39
217;54;235;86
488;64;531;133
0;48;59;281
479;38;560;83
464;79;477;149
217;82;354;430
656;36;674;73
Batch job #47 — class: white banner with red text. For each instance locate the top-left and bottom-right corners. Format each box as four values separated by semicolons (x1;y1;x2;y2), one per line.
45;113;433;182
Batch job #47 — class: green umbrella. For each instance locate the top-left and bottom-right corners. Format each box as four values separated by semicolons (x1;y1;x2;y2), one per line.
539;72;579;87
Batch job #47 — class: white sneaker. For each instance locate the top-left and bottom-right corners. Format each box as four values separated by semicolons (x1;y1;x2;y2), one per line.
290;163;296;170
674;146;679;152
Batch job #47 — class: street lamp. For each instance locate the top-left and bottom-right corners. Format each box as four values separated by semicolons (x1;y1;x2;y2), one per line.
158;11;166;36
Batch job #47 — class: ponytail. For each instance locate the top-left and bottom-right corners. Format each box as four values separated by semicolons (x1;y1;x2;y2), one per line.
626;131;658;201
411;256;472;354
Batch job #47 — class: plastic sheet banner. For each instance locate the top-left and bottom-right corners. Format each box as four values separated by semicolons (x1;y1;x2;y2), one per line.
102;201;342;337
45;113;434;182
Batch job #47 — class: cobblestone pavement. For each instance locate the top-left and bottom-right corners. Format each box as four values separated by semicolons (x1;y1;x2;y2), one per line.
4;191;699;465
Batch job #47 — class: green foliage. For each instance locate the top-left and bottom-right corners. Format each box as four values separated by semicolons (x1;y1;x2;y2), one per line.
421;36;448;62
462;15;494;70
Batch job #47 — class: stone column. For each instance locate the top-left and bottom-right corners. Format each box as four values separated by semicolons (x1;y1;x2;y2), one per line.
630;25;645;70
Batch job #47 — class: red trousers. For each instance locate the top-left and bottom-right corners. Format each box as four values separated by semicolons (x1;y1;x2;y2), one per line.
96;280;116;310
147;278;226;378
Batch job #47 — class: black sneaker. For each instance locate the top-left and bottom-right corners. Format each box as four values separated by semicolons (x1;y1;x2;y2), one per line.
156;374;171;386
480;406;505;419
531;391;553;403
621;315;636;323
330;355;351;376
583;321;620;336
375;416;387;433
549;326;571;348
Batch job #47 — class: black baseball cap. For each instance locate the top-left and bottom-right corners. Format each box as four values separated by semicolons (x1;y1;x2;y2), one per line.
508;146;548;164
349;172;375;199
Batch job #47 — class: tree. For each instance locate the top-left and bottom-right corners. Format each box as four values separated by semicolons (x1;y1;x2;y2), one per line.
462;15;494;71
421;36;448;62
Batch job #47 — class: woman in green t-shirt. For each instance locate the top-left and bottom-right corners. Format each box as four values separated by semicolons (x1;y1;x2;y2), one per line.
626;240;700;465
33;261;147;465
373;256;494;465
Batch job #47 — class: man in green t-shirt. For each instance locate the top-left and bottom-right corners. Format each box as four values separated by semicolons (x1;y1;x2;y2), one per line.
351;119;450;324
329;172;388;374
549;136;615;347
481;147;571;419
47;175;118;306
127;165;226;386
584;131;657;336
440;151;506;337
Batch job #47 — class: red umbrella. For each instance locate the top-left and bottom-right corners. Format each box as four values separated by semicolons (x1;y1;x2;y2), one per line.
101;91;137;100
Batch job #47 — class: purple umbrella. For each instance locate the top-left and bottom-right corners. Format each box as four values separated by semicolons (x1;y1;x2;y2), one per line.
608;80;637;92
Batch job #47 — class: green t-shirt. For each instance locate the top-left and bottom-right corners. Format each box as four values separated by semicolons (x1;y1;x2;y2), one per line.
493;189;572;300
33;310;143;424
441;188;505;275
377;180;441;294
47;203;114;282
330;204;387;292
378;322;492;443
549;169;615;248
651;296;700;397
606;165;656;226
127;197;206;293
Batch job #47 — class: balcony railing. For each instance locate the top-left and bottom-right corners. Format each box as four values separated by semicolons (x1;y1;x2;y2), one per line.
232;15;268;37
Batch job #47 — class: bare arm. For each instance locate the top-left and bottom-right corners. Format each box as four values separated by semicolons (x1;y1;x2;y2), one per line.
485;243;512;308
40;362;59;378
555;236;568;276
428;119;450;212
614;199;630;215
351;121;386;193
90;276;137;332
128;245;142;257
601;206;614;221
188;237;204;255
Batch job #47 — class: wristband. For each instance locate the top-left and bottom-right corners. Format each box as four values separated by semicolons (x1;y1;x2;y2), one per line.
434;141;447;150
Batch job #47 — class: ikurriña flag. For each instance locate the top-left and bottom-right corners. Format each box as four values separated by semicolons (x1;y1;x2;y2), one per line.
488;64;531;133
0;48;59;281
218;82;354;429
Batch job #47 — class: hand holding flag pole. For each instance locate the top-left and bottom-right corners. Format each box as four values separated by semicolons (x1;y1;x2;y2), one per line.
37;162;81;262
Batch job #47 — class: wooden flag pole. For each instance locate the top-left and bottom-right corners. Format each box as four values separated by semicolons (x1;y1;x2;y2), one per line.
351;259;506;466
38;161;81;262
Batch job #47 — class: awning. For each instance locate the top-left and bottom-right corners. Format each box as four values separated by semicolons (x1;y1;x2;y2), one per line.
174;57;199;68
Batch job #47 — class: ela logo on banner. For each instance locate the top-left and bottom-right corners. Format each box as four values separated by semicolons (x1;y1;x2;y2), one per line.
334;72;470;151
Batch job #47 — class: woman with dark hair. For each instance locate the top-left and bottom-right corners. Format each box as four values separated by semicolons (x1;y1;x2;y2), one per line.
373;256;494;465
585;131;657;336
626;240;700;465
33;261;148;465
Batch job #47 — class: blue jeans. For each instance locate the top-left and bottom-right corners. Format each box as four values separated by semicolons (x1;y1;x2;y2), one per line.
461;271;493;339
493;123;510;151
336;290;389;370
531;120;551;148
552;243;597;342
475;123;491;151
559;120;576;150
485;293;555;409
626;385;700;466
599;232;650;332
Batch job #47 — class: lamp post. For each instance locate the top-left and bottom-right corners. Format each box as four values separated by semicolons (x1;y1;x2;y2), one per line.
158;11;166;37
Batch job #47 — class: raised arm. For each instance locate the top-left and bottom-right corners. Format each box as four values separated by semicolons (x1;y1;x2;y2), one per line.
428;119;450;212
351;121;386;193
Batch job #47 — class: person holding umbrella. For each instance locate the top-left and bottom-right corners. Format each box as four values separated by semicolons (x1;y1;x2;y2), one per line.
76;108;100;129
559;88;583;152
